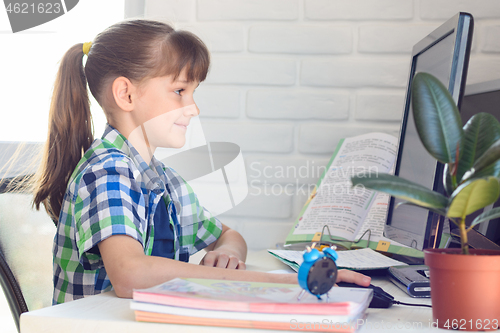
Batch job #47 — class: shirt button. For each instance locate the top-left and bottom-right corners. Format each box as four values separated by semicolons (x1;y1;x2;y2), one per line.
152;188;163;195
152;180;165;194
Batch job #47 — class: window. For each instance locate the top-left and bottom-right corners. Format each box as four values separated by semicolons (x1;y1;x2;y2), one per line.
0;0;125;142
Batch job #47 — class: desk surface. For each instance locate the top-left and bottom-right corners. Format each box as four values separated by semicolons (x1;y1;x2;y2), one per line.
20;250;441;333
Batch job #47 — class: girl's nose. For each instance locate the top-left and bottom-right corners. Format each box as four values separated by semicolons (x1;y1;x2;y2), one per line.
183;103;200;117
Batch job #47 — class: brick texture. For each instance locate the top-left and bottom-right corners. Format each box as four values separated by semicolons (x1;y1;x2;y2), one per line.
359;24;439;53
305;0;413;20
206;57;296;85
482;25;500;53
197;0;299;21
196;87;241;118
222;187;293;219
301;58;409;88
245;155;330;185
248;25;352;54
420;0;500;20
246;89;349;120
466;55;500;85
355;91;405;121
299;124;399;154
202;122;294;153
145;0;194;22
238;221;295;250
180;23;245;52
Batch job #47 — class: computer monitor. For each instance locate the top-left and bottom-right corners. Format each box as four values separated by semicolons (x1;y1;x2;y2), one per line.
383;12;474;251
458;79;500;247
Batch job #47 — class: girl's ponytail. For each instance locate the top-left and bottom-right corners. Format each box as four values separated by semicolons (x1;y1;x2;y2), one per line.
33;44;94;224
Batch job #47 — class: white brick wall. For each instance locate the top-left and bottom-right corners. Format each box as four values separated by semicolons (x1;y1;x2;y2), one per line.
482;25;500;53
220;188;293;219
248;25;352;54
197;0;299;21
355;91;405;121
206;57;296;85
143;0;500;250
245;155;330;185
299;123;399;154
195;86;241;118
246;89;349;120
239;220;293;250
466;55;500;84
201;121;294;153
180;23;245;53
304;0;414;20
419;0;500;20
358;24;439;53
145;0;195;22
301;58;409;88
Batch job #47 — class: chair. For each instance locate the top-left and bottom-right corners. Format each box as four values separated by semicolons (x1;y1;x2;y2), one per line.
0;190;55;332
0;244;28;332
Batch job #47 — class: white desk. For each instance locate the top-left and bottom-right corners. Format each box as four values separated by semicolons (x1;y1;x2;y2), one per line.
20;250;440;333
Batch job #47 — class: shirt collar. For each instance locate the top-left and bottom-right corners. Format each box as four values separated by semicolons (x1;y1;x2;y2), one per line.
101;124;171;198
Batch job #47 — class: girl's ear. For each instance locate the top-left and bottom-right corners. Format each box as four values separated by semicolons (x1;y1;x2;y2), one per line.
111;77;136;112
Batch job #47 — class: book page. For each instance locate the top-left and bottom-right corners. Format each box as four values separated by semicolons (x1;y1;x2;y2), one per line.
268;248;407;270
292;133;397;241
134;278;372;309
358;193;410;247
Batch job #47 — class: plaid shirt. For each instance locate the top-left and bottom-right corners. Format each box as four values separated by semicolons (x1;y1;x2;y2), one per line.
53;124;222;304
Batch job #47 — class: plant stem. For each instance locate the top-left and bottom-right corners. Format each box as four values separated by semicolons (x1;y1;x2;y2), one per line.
448;217;459;228
459;217;469;255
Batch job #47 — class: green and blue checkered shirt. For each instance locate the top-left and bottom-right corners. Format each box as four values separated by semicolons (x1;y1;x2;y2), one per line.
53;124;222;304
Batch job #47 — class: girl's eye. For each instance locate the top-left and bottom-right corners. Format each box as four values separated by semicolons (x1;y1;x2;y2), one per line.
174;89;184;96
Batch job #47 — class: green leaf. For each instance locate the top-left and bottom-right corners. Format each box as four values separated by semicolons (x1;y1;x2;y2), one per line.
351;173;449;210
470;207;500;228
396;201;447;217
443;163;455;196
411;72;463;164
447;177;500;218
471;139;500;176
457;113;500;182
468;159;500;179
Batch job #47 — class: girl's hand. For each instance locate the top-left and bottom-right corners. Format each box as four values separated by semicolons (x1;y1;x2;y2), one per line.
336;269;371;286
199;250;246;270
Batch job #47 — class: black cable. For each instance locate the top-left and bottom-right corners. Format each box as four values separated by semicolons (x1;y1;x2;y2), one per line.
393;300;432;308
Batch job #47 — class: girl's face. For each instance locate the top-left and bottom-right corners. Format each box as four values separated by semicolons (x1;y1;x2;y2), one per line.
132;69;200;150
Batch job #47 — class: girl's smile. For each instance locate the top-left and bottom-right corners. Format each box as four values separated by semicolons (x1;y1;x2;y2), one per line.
127;69;200;162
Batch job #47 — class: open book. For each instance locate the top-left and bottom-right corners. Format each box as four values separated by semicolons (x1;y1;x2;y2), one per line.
268;248;408;272
132;278;372;332
285;132;423;258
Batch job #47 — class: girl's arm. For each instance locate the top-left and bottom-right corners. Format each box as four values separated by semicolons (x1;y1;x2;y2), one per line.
98;235;370;298
98;234;294;298
199;223;248;270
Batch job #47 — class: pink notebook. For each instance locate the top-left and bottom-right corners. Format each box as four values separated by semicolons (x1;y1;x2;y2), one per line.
132;278;372;315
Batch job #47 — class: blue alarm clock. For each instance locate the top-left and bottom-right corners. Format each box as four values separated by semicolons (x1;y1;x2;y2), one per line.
297;245;338;301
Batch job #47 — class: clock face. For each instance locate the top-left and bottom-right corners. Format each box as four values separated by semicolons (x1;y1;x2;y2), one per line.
306;256;338;296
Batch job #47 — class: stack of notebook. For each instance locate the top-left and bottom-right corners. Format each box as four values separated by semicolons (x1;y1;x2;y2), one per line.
131;278;373;332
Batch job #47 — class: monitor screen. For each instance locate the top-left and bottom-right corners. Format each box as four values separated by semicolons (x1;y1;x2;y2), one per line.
459;80;500;246
384;13;473;250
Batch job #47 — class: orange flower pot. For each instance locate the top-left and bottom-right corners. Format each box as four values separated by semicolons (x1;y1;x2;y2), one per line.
424;248;500;331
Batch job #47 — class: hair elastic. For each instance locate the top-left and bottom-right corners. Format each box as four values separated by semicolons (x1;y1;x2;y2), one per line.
82;42;92;56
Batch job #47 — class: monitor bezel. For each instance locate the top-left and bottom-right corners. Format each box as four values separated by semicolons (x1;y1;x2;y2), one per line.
384;12;474;250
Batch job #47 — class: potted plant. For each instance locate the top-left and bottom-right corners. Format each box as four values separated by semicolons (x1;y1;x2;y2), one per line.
351;72;500;331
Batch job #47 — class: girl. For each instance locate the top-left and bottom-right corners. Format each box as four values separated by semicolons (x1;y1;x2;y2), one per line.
31;19;370;304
